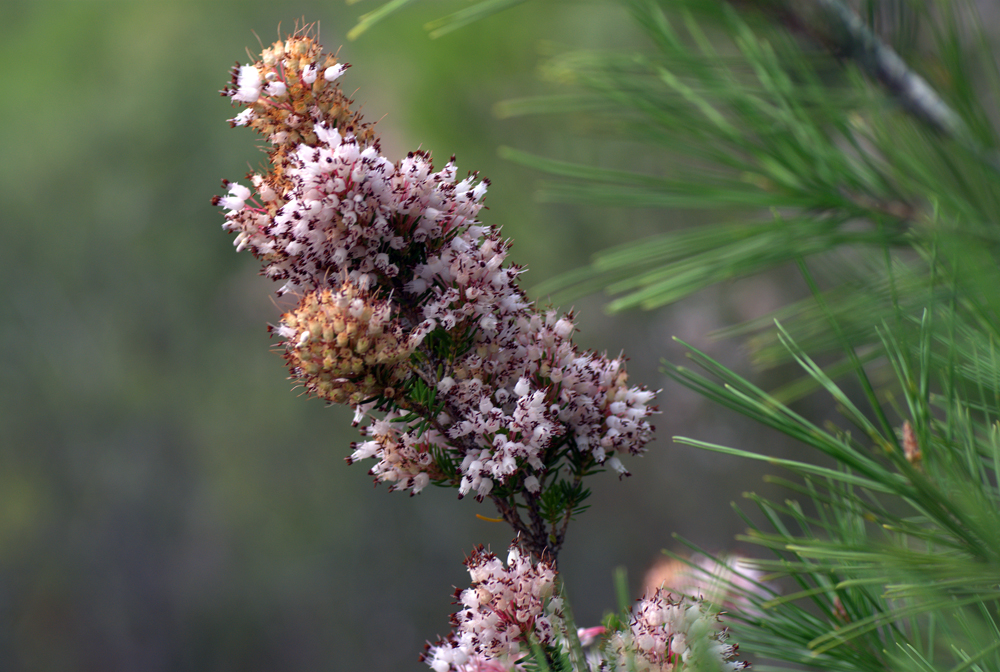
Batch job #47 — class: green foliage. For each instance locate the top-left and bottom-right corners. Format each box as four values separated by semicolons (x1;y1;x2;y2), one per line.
348;0;530;40
538;480;592;528
497;1;1000;358
666;313;1000;669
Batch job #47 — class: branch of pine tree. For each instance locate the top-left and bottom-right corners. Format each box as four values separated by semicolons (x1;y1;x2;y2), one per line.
733;0;966;138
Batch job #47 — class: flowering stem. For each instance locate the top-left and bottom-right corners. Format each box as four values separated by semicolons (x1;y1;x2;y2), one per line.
210;26;756;672
524;490;556;558
488;493;552;559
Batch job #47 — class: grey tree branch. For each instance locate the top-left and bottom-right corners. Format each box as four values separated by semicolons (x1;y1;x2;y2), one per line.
736;0;968;139
811;0;966;138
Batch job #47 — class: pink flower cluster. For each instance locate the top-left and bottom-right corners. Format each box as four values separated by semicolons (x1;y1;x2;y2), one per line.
216;34;657;500
422;543;562;672
604;590;749;671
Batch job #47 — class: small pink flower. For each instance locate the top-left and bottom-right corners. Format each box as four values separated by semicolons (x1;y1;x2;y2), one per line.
577;625;606;647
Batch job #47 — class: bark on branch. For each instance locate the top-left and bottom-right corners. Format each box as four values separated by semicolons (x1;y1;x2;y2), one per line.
734;0;967;139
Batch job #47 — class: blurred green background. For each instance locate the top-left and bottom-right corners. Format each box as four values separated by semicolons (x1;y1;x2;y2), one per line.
0;1;810;670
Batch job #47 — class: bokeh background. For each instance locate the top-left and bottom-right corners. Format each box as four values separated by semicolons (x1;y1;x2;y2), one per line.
1;1;815;670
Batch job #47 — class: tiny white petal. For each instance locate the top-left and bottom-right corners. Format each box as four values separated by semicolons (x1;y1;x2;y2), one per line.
514;377;531;397
324;64;347;81
229;108;255;126
233;65;262;103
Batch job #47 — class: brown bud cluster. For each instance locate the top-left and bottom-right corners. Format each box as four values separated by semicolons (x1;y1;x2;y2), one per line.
275;285;414;405
220;31;375;207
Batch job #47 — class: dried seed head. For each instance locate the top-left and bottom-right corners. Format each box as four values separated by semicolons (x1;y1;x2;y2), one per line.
274;284;413;405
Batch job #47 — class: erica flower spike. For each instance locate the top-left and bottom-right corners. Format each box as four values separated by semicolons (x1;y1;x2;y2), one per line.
215;28;658;558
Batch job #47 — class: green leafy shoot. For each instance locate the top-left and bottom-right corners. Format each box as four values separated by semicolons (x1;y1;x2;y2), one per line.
664;309;1000;669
